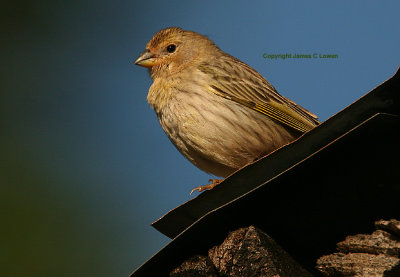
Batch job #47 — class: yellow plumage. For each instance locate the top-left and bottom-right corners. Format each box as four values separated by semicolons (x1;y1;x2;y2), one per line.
135;27;319;180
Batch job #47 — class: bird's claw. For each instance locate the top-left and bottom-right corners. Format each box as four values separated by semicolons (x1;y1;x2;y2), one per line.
190;179;223;195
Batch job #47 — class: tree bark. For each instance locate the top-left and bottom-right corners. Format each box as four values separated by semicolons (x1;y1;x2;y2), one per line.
316;219;400;277
170;226;312;277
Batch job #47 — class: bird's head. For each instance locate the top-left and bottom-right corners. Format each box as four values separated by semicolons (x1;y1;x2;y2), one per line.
135;27;218;78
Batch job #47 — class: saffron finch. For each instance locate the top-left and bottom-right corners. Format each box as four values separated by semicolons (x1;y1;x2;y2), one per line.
135;27;319;190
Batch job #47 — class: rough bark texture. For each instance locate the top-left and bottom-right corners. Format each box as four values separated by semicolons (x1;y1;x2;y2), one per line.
170;220;400;277
316;219;400;277
375;219;400;237
170;226;312;277
170;255;218;277
336;230;400;256
208;226;312;277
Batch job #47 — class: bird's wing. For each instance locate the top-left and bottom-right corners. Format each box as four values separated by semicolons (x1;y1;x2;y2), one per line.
198;55;319;133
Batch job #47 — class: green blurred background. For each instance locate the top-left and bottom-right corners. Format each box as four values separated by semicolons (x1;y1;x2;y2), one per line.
1;1;167;276
1;1;399;276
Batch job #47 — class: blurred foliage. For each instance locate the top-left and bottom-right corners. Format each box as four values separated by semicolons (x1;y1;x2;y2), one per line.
0;1;147;276
0;141;111;276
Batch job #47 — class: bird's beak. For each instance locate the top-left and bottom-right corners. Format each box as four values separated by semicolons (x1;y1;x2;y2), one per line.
134;50;158;68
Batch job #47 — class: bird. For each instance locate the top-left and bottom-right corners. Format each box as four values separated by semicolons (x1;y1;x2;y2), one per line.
135;27;319;193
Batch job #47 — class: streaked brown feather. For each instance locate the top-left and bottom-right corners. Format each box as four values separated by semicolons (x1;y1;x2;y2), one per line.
199;54;319;133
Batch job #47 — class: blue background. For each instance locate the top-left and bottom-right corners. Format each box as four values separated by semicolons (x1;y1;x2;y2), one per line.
1;1;399;276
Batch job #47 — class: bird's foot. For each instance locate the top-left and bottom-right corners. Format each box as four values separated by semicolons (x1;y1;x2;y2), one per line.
190;179;223;195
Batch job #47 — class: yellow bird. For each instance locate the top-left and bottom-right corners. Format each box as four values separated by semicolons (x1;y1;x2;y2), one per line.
135;27;319;192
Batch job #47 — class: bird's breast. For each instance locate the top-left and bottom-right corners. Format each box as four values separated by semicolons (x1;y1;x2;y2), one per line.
147;76;296;177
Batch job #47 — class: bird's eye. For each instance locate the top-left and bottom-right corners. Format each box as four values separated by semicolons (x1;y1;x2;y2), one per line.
166;44;176;53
